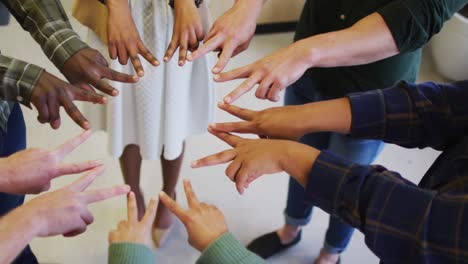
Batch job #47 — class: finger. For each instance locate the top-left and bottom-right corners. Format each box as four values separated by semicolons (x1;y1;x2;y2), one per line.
223;73;262;104
63;224;87;237
117;43;128;65
236;167;250;195
108;230;117;243
138;41;159;66
51;118;61;130
178;36;188;66
53;130;93;159
77;83;95;93
127;192;138;224
84;184;131;204
54;160;104;178
118;220;128;229
212;42;235;74
187;34;223;62
256;75;275;100
183;179;199;209
267;81;283;102
159;191;186;222
164;39;178;62
209;122;253;134
102;67;139;84
225;159;242;182
213;64;251;83
81;209;95;225
188;31;200;52
130;55;144;77
208;127;243;147
217;102;255;121
141;197;157;227
108;42;118;60
71;86;106;104
191;149;236;168
61;95;89;130
68;165;105;192
35;97;50;124
93;80;118;97
47;95;60;127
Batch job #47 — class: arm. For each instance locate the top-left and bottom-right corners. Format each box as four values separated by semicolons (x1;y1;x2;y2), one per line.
216;0;465;103
0;210;38;263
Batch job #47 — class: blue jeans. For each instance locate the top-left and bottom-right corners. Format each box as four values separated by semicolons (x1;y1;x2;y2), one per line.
0;103;38;263
284;75;384;254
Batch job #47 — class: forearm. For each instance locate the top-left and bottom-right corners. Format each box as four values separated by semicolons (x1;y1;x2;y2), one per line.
0;208;38;263
304;13;398;68
233;0;264;20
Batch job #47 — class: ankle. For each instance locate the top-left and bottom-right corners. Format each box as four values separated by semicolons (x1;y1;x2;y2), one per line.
277;225;301;244
316;249;340;264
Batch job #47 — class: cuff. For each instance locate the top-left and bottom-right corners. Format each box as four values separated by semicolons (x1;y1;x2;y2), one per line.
377;1;427;53
43;30;89;70
347;89;386;140
108;243;156;264
1;58;44;108
304;151;371;227
197;233;263;264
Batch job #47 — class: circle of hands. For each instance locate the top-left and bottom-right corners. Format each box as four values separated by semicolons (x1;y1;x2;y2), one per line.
19;0;321;255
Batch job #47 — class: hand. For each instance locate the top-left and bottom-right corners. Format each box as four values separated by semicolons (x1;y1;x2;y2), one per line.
31;71;106;129
159;179;228;251
187;0;263;73
15;166;130;238
61;48;139;98
210;102;309;141
0;130;102;195
164;0;204;66
107;0;159;76
108;192;157;250
192;129;319;194
215;40;317;103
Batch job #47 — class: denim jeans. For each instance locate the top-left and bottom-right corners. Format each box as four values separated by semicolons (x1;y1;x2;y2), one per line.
0;2;10;26
0;103;38;264
283;75;384;254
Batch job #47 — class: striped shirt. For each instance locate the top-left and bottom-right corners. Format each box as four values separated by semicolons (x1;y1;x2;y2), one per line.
306;80;468;263
0;0;88;131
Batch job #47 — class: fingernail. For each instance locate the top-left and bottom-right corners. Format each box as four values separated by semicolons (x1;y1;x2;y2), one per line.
163;57;169;62
138;71;144;77
154;60;160;66
217;102;224;107
158;191;166;197
187;54;193;60
213;74;220;81
179;61;184;66
224;96;231;103
191;161;197;167
212;67;219;73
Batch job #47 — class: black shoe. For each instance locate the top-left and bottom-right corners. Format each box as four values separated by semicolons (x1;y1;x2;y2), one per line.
246;230;302;259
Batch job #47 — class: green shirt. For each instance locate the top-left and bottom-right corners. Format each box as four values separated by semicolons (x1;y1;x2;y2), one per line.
294;0;467;98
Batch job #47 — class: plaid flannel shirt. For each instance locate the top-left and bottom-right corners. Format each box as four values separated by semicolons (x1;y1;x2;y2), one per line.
306;80;468;263
0;0;88;131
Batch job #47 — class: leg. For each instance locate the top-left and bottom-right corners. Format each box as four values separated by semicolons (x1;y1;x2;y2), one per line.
0;103;38;264
119;144;145;219
316;133;384;263
154;142;185;229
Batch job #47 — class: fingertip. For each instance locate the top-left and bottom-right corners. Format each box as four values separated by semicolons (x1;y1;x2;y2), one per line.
82;121;91;130
178;60;184;67
163;57;169;62
191;160;198;168
212;67;220;74
137;70;145;77
187;54;193;61
111;89;119;96
224;96;232;104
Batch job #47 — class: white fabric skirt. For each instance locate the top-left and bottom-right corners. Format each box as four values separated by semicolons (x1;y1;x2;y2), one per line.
86;0;215;160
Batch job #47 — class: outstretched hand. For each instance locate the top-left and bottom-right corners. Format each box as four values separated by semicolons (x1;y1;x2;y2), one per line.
159;179;228;251
0;130;102;194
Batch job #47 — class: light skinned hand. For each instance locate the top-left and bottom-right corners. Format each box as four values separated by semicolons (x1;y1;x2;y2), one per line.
214;39;316;104
108;192;157;250
187;0;263;73
15;166;130;238
0;130;102;195
106;0;159;76
192;128;319;194
164;0;204;66
209;102;309;140
159;179;228;251
61;48;139;99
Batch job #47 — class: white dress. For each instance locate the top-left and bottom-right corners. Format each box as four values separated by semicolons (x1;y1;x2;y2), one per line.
86;0;215;160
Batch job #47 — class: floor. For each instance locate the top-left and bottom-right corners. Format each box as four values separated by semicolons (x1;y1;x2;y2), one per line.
0;3;447;264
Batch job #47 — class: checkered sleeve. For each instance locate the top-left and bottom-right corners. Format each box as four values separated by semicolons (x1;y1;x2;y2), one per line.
0;54;43;107
3;0;89;70
348;80;468;151
305;150;468;262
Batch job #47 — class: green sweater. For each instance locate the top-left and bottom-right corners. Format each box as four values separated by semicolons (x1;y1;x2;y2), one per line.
108;233;265;264
294;0;467;98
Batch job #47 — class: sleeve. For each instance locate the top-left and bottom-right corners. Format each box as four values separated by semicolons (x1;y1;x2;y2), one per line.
348;80;468;151
377;0;467;52
197;233;266;264
305;150;468;261
0;54;44;107
108;243;156;264
2;0;89;69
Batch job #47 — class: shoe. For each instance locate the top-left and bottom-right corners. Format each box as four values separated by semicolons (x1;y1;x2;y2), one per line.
246;230;302;259
152;192;176;248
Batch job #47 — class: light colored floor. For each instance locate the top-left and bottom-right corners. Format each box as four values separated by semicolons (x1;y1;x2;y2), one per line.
0;3;447;264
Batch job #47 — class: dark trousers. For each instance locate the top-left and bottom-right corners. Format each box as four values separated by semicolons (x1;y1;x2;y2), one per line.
0;103;38;264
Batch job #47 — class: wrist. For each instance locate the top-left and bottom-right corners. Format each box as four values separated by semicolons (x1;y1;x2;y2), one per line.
0;158;13;193
5;206;41;239
283;142;320;187
297;38;322;68
106;0;129;11
234;0;263;17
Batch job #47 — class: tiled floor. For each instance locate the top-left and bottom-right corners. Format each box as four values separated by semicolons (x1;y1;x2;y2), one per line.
0;3;447;264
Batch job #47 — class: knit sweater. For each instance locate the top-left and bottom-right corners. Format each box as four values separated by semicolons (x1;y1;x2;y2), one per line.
108;233;264;264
